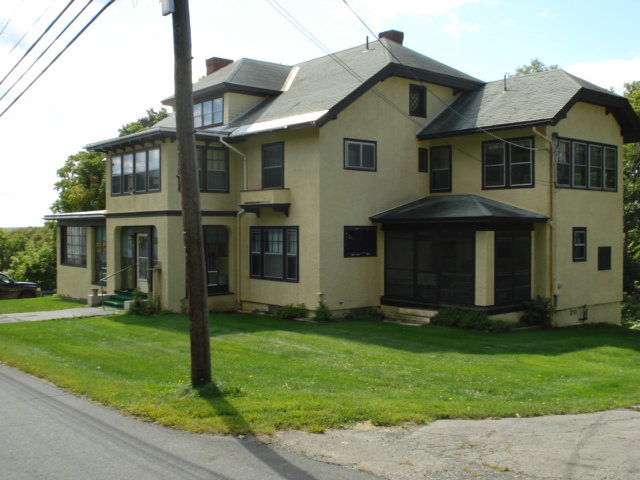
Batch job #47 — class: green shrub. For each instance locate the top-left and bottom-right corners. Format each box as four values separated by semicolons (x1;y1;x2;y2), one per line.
521;296;555;327
274;303;307;320
342;308;386;322
431;307;510;332
622;294;640;330
312;304;334;322
129;289;159;316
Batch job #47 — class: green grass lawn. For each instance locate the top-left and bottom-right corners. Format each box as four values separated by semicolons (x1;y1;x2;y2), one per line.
0;312;639;435
0;296;86;314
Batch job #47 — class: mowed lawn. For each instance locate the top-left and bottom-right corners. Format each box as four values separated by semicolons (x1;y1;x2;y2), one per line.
0;296;86;314
0;312;639;434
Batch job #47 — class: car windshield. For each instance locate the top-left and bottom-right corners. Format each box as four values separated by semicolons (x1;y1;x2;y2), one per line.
0;273;13;284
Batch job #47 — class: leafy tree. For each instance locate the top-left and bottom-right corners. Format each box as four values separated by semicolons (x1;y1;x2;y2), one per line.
510;58;558;77
51;151;106;213
623;81;640;293
118;107;170;137
6;223;57;291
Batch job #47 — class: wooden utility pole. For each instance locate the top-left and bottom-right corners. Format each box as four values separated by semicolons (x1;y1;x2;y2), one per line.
171;0;211;387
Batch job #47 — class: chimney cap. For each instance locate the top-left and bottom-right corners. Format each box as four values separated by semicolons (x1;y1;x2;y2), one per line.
378;30;404;45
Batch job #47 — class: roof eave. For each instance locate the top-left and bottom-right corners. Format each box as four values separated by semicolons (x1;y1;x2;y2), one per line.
417;119;555;140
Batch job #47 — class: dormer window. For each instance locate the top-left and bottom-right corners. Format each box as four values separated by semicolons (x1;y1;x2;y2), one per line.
194;97;223;127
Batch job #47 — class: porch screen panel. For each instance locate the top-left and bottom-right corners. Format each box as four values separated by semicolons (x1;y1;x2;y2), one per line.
120;228;136;289
416;232;438;302
385;231;415;298
495;230;531;304
439;232;475;305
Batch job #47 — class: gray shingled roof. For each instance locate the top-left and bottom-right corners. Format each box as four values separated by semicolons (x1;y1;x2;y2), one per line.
370;195;548;224
418;70;640;143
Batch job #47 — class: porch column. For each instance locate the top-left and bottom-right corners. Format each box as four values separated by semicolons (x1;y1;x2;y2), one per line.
475;231;495;306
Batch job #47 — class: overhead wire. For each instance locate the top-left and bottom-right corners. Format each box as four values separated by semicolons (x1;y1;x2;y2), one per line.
0;0;76;87
0;0;26;37
0;0;116;118
8;0;60;55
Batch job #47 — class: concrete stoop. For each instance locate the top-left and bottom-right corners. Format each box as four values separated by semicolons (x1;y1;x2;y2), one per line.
389;308;437;326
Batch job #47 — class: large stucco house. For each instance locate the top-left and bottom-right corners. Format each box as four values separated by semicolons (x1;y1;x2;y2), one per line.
46;30;640;326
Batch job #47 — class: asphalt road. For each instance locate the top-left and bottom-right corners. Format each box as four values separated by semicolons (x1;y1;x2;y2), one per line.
0;364;377;480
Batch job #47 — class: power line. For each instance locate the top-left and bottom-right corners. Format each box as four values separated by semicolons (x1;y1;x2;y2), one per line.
0;0;76;88
0;0;116;118
8;0;60;55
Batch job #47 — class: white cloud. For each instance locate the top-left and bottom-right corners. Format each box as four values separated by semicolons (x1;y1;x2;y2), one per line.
439;13;480;38
539;11;550;19
564;56;640;95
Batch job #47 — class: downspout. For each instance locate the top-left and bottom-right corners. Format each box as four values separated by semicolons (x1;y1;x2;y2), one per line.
236;209;245;310
217;135;247;191
533;126;556;305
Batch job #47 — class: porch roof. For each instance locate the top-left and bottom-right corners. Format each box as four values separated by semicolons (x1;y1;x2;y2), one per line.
370;195;549;224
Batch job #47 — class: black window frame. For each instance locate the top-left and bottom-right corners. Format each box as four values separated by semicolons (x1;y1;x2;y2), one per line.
262;142;285;189
482;137;535;190
203;225;231;295
555;137;617;191
196;146;229;193
344;226;377;257
418;148;428;172
573;227;587;262
409;84;427;118
344;138;377;172
250;226;299;282
494;229;532;305
61;226;87;267
430;146;452;193
193;97;223;128
93;226;106;284
111;146;161;196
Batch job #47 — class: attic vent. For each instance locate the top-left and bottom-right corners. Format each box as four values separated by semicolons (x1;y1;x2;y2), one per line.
378;29;404;45
205;57;233;75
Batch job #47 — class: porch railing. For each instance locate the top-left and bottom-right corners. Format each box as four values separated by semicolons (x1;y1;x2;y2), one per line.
98;263;136;309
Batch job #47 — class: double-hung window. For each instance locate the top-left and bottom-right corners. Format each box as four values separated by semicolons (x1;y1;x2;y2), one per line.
555;137;617;191
62;226;86;267
483;137;534;189
573;227;587;262
250;227;298;281
111;147;161;195
193;97;223;127
262;142;284;189
197;146;228;192
430;146;451;192
344;139;376;171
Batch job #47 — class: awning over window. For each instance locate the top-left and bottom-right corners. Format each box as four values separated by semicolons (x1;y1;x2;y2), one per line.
370;195;548;225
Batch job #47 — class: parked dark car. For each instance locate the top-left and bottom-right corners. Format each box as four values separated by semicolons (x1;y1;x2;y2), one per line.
0;272;42;299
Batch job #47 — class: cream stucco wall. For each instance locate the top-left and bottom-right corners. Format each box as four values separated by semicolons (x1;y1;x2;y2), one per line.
55;225;101;300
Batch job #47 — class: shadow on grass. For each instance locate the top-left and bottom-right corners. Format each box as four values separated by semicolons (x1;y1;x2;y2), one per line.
195;382;333;480
111;312;640;356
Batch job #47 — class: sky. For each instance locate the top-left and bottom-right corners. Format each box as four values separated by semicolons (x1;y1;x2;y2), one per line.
0;0;638;227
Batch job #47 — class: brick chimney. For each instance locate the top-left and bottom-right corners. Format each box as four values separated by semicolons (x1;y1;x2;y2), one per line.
378;30;404;45
205;57;233;75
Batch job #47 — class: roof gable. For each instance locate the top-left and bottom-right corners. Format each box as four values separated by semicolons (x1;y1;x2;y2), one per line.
418;70;640;143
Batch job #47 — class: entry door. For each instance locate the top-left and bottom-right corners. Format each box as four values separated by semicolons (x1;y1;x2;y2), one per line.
137;234;149;293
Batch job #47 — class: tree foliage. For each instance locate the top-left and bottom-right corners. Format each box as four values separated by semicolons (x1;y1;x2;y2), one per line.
51;151;106;213
118;107;170;137
623;81;640;293
0;224;56;291
510;58;559;77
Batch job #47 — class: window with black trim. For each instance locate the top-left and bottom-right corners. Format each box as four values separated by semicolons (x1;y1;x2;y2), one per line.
111;147;160;195
193;97;223;127
598;246;611;271
409;84;426;117
94;226;106;283
197;146;228;192
573;227;587;262
344;226;377;257
555;137;617;191
483;137;534;189
430;146;451;192
203;226;230;294
418;148;428;172
250;227;298;281
262;142;284;189
62;226;86;267
344;139;376;171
